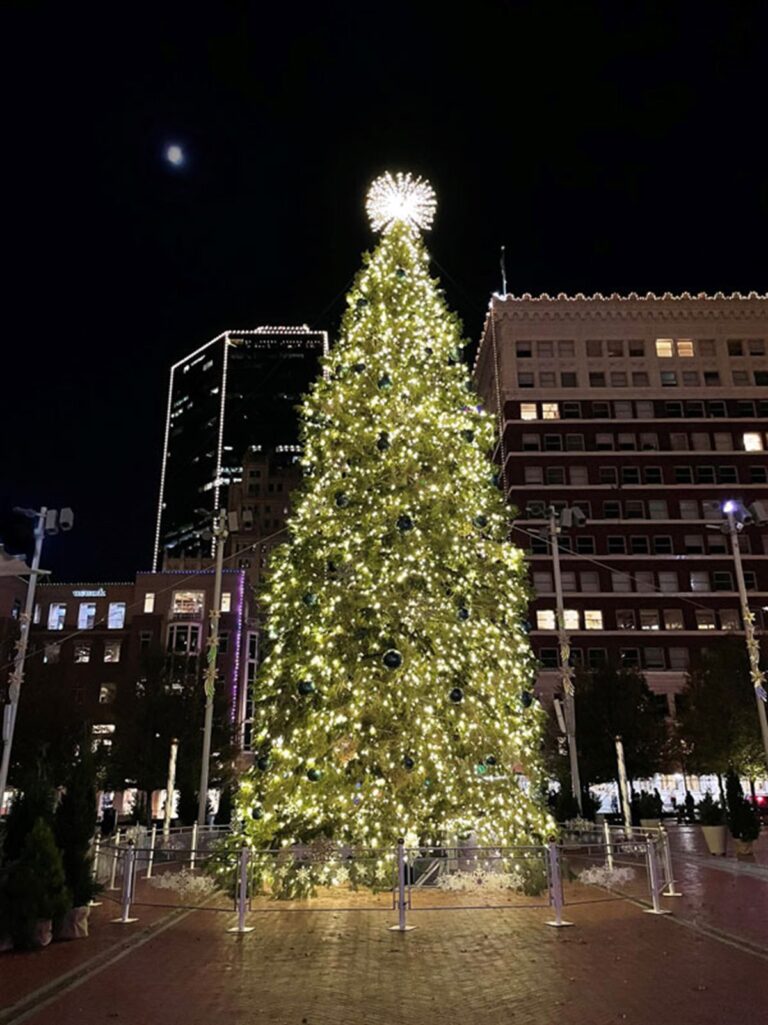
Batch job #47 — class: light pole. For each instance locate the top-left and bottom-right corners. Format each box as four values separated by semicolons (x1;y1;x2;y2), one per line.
548;505;584;813
0;507;73;805
722;501;768;769
197;508;227;826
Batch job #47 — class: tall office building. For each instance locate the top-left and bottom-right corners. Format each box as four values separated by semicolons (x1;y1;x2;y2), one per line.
153;327;328;572
473;291;768;712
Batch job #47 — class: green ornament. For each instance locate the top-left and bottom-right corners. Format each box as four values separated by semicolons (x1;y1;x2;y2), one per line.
356;297;368;309
475;763;487;775
335;491;350;508
396;267;406;279
378;374;392;390
298;680;315;695
473;515;488;529
252;806;263;819
302;592;318;606
352;362;366;373
256;755;271;771
461;429;474;443
307;768;322;782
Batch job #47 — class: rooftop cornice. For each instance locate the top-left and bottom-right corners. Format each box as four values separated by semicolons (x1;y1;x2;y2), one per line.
491;290;767;304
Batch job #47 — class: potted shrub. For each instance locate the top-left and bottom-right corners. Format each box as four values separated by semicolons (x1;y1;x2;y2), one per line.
54;750;100;939
637;790;662;829
1;819;71;948
698;793;727;855
725;771;761;858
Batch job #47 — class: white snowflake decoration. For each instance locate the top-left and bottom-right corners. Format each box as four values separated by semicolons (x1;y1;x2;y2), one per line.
366;172;436;233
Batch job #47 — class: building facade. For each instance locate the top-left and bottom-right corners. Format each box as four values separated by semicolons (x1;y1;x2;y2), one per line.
474;291;768;711
153;326;327;572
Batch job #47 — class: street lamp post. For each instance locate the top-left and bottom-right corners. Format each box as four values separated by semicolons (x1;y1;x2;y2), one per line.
197;508;227;826
723;502;768;769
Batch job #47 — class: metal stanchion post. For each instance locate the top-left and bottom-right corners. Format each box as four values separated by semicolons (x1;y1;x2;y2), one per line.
108;828;122;890
89;835;103;907
145;823;157;879
658;826;682;897
190;822;198;870
111;841;139;924
389;840;414;930
228;844;255;934
643;836;671;916
603;819;614;872
545;840;573;928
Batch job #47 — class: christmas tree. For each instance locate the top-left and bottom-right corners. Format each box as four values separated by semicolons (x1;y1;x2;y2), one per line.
237;173;553;859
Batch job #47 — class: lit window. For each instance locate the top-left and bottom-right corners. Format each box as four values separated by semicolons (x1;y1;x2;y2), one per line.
584;610;603;630
676;339;695;357
78;602;96;630
719;609;740;631
542;403;560;420
616;610;636;629
104;640;121;663
536;610;556;630
144;593;156;613
743;432;764;452
656;339;674;357
521;403;538;421
74;643;91;663
690;572;710;593
107;602;126;629
696;610;716;629
43;642;61;663
661;371;678;387
47;603;66;631
92;723;115;751
640;610;660;631
99;684;117;704
171;591;204;617
658;572;678;593
663;609;684;630
168;623;202;654
221;593;232;612
33;603;40;624
564;609;580;631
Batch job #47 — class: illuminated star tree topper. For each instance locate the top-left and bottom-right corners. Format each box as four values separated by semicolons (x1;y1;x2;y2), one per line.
365;171;437;234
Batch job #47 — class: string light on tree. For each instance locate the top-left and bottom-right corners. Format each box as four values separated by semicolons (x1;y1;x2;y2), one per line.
233;171;553;892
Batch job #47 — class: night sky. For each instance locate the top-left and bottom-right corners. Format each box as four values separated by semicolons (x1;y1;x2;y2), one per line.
3;2;766;580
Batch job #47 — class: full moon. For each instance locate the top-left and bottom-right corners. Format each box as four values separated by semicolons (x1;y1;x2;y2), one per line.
165;144;184;167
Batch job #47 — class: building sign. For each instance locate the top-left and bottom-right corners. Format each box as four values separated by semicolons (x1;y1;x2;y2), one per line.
72;589;107;597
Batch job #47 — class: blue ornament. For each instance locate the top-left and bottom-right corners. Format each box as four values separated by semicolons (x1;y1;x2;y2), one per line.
486;755;497;766
457;607;470;621
378;374;392;390
335;491;350;508
302;592;318;606
356;297;368;309
449;687;464;703
256;755;270;771
298;679;315;695
307;768;322;782
397;514;414;532
352;362;366;373
521;690;533;708
251;806;263;819
403;755;415;770
376;432;390;451
474;515;488;529
383;649;403;670
461;429;474;443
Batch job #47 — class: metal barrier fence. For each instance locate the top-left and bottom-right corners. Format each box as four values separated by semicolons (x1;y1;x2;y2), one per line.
93;828;680;933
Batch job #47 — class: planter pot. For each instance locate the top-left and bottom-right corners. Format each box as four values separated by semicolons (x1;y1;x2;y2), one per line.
33;919;53;948
640;819;661;829
701;824;728;856
56;905;90;941
0;934;13;954
734;838;755;858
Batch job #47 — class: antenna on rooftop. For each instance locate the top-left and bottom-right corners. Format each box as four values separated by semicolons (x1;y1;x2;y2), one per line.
500;245;507;297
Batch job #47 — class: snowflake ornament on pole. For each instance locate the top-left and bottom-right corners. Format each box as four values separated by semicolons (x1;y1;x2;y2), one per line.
365;172;437;233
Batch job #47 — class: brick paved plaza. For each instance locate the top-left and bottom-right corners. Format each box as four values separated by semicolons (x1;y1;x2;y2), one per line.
1;828;766;1025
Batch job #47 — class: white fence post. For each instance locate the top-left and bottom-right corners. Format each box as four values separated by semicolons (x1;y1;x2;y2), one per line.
89;835;103;907
145;823;157;879
545;841;573;928
603;819;614;872
190;822;198;870
388;838;415;933
111;840;139;924
108;828;122;890
643;836;671;916
658;826;682;897
227;844;255;934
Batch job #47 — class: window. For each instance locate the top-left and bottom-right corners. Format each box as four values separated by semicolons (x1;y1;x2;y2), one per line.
589;372;606;388
682;371;700;386
629;340;645;357
664;609;684;630
521;403;537;421
644;647;666;669
735;401;755;418
665;401;683;418
580;572;600;592
143;593;155;613
743;432;764;452
538;341;554;358
560;572;577;591
168;623;202;654
542;403;560;420
630;536;650;554
598;468;618;485
518;372;535;388
536;610;555;630
621;468;641;485
570;466;589;486
718;467;738;484
561;372;578;387
33;604;40;624
575;536;595;555
530;535;548;554
674;466;694;484
708;400;727;416
522;433;540;451
690;571;710;592
616;610;636;629
606;340;623;357
221;593;232;613
74;643;91;664
744;571;758;590
658;572;678;593
588;648;608;669
712;571;734;592
611;372;628;387
728;339;743;356
603;501;622;519
707;533;728;555
104;640;121;663
756;372;768;386
719;609;740;631
47;603;66;630
732;371;749;386
99;684;117;705
539;648;558;669
558;340;575;357
543;434;563;451
696;610;716;630
688;400;706;418
595;433;614;451
676;339;695;357
565;433;585;451
704;372;720;387
516;341;532;357
586;340;602;357
107;602;126;629
533;572;553;593
684;534;704;554
612;573;632;593
670;433;689;451
545;467;566;485
691;433;711;451
625;501;645;519
564;609;580;631
661;371;678;387
702;500;722;520
139;630;152;651
636;401;655;418
592;401;611;418
77;602;96;630
618;433;636;451
640;609;660;631
644;467;663;485
669;648;690;670
172;591;204;617
562;401;582;419
748;339;766;355
44;642;61;664
696;466;716;484
656;339;674;357
524;466;543;484
584;610;603;630
679;500;699;519
632;372;650;386
620;648;641;667
750;466;768;483
607;535;626;553
614;401;634;419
